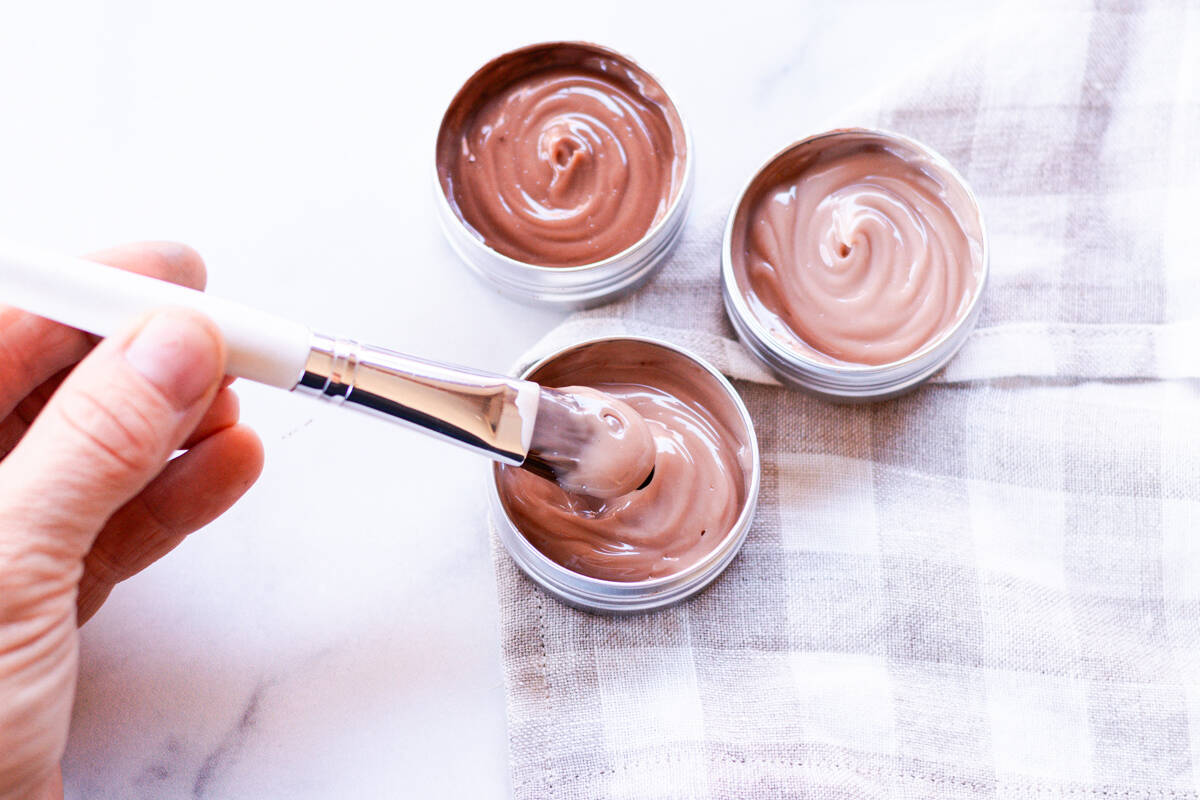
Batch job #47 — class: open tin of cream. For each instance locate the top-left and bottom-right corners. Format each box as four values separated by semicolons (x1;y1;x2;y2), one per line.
435;42;693;309
490;337;760;614
722;128;989;400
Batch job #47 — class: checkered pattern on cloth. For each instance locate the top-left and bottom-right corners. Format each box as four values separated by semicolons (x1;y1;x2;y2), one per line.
493;1;1200;796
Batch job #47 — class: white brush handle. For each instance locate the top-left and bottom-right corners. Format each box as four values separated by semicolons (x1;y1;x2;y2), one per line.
0;240;313;389
0;240;539;465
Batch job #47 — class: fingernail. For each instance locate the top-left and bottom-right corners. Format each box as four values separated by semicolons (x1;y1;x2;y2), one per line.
125;312;222;410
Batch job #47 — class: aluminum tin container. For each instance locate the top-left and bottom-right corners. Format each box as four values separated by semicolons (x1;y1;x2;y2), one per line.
489;337;760;614
721;128;989;401
434;42;693;310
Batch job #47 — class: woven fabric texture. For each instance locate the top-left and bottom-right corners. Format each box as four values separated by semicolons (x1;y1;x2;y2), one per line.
494;2;1200;796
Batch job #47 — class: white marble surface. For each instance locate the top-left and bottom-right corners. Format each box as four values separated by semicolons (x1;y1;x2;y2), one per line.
0;1;999;796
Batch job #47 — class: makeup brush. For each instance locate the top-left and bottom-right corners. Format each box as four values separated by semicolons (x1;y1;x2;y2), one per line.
0;241;655;496
523;385;656;497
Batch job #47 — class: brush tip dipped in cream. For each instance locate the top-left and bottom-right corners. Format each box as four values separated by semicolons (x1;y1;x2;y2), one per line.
435;42;693;308
491;338;759;613
723;128;988;400
523;385;657;500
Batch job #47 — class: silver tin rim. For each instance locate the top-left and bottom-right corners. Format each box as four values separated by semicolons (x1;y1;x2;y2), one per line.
489;336;761;614
721;127;990;401
434;42;694;310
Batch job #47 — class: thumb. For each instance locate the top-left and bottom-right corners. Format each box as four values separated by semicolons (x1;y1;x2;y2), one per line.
0;309;225;561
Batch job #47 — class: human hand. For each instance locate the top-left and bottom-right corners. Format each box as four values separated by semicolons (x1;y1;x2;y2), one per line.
0;243;265;799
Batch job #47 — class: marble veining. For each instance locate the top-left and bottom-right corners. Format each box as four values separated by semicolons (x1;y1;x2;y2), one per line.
192;681;270;798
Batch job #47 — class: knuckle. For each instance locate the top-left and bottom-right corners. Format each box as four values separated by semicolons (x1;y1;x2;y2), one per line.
54;384;167;476
0;535;76;624
82;542;127;587
0;312;81;380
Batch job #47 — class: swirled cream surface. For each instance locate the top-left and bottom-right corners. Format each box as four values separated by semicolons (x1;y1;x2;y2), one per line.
437;43;687;267
497;355;749;583
732;133;984;365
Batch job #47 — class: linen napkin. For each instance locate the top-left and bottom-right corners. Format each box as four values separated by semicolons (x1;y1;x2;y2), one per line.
494;1;1200;796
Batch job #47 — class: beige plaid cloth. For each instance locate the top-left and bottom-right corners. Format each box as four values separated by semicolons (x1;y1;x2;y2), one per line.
491;1;1200;796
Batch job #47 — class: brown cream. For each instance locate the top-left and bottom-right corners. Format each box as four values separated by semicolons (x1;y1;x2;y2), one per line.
731;132;984;366
524;386;656;499
497;347;750;582
437;42;687;267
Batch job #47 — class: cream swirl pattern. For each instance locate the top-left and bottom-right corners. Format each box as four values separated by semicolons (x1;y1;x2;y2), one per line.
437;44;686;268
497;379;746;583
735;136;984;365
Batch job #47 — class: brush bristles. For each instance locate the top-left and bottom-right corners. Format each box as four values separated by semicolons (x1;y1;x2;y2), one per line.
523;388;590;482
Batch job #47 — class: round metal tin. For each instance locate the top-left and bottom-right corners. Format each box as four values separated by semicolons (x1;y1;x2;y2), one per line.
489;337;760;614
721;128;989;401
434;42;693;310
